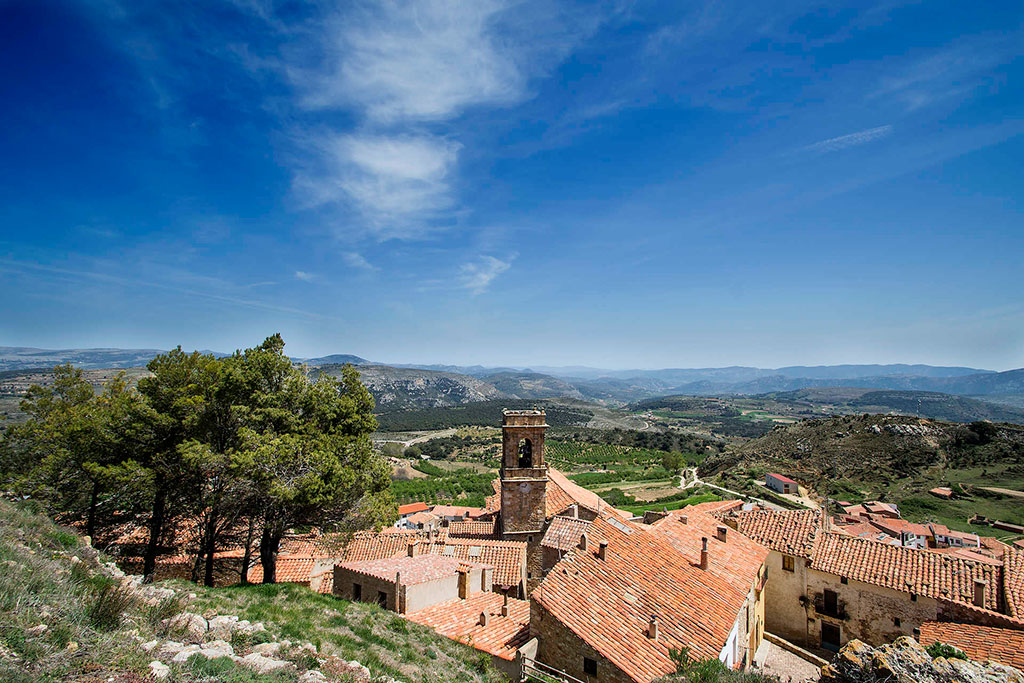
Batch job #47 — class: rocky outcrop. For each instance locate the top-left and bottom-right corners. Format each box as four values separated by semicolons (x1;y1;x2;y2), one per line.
821;637;1024;683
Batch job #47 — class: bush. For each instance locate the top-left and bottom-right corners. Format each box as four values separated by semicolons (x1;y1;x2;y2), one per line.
926;642;967;661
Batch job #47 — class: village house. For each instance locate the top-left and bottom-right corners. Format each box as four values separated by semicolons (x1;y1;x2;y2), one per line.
720;508;1024;654
765;473;798;494
395;502;430;528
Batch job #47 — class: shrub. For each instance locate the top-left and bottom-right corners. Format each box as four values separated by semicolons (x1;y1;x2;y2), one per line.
926;642;967;660
87;583;136;631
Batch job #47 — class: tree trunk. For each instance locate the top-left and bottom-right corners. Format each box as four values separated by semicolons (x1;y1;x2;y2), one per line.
86;479;100;541
259;518;284;584
203;499;220;587
142;486;166;583
240;516;256;585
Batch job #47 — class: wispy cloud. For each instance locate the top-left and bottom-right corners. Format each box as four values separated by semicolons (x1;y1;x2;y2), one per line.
343;251;377;271
294;270;316;282
459;255;511;294
295;133;462;237
296;0;524;122
801;125;893;154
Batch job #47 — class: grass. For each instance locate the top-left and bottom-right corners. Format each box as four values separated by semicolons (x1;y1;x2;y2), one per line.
0;498;504;683
618;492;723;516
169;581;505;683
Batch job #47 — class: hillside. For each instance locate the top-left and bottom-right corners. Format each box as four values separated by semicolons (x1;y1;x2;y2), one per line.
480;371;584;400
702;414;1024;532
759;388;1024;424
0;498;503;683
317;364;506;410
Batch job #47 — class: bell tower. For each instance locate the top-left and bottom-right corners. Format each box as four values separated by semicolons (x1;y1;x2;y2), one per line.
499;409;548;535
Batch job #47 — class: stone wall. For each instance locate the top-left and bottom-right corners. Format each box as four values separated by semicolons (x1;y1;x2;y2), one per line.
530;601;636;683
501;476;548;534
762;550;810;644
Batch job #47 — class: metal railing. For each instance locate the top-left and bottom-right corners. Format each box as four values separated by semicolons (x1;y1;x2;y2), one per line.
521;658;587;683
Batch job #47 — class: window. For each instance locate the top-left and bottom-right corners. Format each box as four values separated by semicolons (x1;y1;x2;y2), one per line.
823;589;838;617
911;594;918;602
841;576;848;585
782;555;795;572
894;617;901;627
583;657;597;676
377;591;388;608
352;583;362;601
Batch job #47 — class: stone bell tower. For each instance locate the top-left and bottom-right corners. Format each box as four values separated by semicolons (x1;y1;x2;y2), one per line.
499;409;548;536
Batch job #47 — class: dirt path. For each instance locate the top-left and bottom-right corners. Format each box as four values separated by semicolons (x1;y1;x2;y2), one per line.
981;486;1024;498
680;467;791;511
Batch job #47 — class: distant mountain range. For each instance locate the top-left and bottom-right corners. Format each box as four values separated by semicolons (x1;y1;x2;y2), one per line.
2;346;1022;414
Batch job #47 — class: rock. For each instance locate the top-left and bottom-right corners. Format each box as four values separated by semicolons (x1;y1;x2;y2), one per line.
241;652;292;674
103;562;126;579
253;642;284;656
141;640;159;653
198;641;234;660
162;612;208;642
207;614;239;638
234;620;267;635
159;641;186;655
26;624;48;636
148;660;170;680
299;671;329;683
70;555;80;565
171;645;202;663
821;637;1024;683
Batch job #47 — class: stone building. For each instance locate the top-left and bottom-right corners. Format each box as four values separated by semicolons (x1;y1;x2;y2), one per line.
720;507;1024;654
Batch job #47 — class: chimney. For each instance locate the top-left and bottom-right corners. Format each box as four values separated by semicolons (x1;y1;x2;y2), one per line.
598;540;609;561
716;525;728;542
571;503;579;519
678;515;688;525
973;579;986;607
579;534;589;552
700;537;709;570
479;611;489;626
647;615;659;640
458;568;470;599
407;541;417;557
501;591;510;617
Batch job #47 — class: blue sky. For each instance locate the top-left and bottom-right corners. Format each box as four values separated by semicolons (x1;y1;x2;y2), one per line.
1;0;1022;370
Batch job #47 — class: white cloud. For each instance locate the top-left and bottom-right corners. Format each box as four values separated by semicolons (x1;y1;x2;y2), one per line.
298;0;524;122
296;133;461;237
459;255;511;294
801;125;893;154
343;251;377;271
294;270;316;282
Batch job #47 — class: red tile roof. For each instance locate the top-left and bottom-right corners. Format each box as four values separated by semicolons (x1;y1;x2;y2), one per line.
448;519;499;539
406;592;531;660
649;509;768;596
532;515;748;683
399;502;430;515
247;556;316;584
725;509;821;556
811;533;1002;611
1005;548;1024;618
337;554;491;586
540;516;593;552
429;505;486;518
333;529;526;589
767;473;797;484
919;621;1024;669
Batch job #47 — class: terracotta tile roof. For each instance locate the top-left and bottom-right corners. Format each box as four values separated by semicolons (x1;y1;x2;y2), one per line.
406;511;441;526
725;509;821;557
448;519;499;539
247;556;316;584
870;518;931;537
811;533;1002;611
767;473;797;484
919;621;1024;669
649;509;768;596
1004;548;1024;618
485;467;630;521
332;529;526;589
399;502;430;515
532;516;747;683
337;554;491;586
405;592;531;660
429;537;527;589
834;520;898;544
540;516;593;552
429;505;485;518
